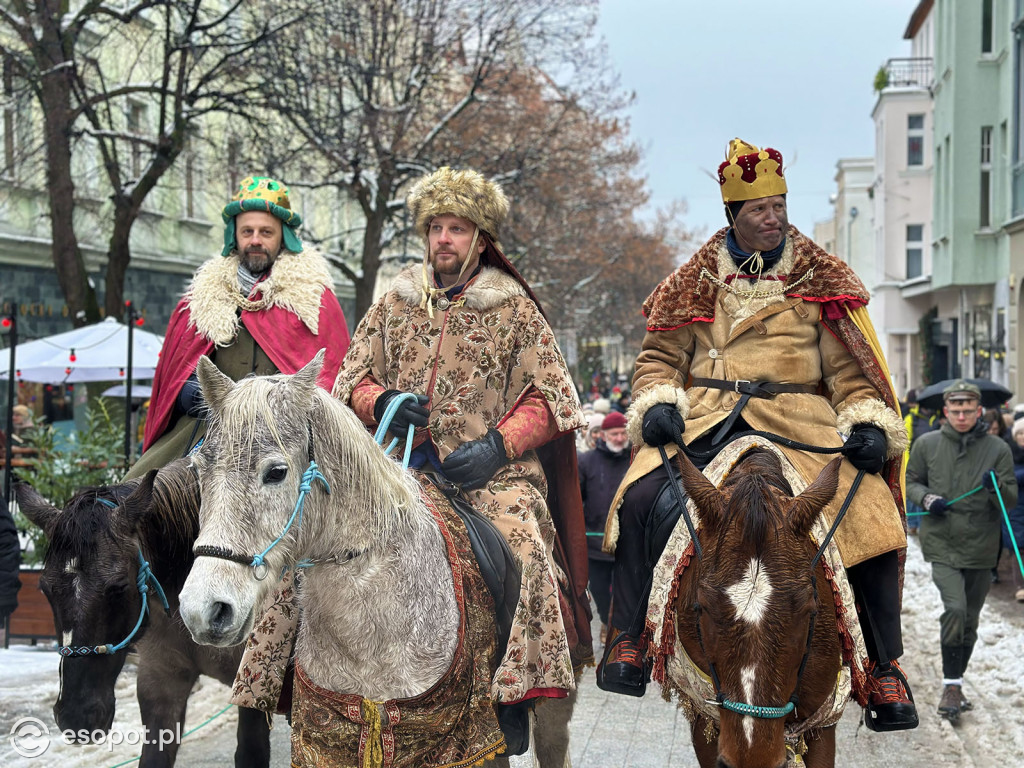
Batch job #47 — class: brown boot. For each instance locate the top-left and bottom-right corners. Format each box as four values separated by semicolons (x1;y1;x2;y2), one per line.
938;683;962;721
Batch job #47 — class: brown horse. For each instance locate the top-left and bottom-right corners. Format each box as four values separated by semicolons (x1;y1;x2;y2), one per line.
668;447;846;768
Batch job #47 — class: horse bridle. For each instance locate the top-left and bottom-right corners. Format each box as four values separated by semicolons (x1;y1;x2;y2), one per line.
58;498;171;657
193;422;331;581
659;440;866;720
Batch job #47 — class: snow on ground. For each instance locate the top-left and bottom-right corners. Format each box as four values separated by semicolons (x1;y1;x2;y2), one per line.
0;648;244;767
1;537;1023;767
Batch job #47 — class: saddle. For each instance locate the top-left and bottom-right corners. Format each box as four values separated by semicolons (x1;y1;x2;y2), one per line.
426;475;521;663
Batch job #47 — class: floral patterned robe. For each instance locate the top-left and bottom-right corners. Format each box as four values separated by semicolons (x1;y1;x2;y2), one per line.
334;264;586;703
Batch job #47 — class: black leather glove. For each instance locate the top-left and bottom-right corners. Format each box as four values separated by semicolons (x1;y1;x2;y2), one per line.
177;373;205;418
922;494;949;516
843;424;887;474
440;428;508;491
982;470;998;491
641;403;685;448
373;390;429;439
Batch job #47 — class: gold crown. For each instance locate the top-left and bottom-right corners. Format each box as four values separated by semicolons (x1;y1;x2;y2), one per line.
717;138;787;203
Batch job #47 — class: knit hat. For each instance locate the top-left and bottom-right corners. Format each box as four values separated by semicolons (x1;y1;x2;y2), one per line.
221;176;303;257
602;411;627;430
587;413;605;432
592;398;611;415
718;138;787;204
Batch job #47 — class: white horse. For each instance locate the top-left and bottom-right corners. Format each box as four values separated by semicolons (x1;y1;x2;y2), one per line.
178;351;574;767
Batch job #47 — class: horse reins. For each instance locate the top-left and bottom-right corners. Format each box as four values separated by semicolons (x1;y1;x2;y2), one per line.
659;433;868;720
59;498;171;657
193;422;331;581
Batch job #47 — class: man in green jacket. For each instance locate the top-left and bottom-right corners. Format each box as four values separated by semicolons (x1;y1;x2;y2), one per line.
906;379;1016;721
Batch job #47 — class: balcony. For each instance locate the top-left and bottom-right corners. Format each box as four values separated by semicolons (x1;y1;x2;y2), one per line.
880;58;933;90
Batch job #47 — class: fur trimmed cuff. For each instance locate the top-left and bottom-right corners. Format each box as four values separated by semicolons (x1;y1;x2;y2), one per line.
626;383;690;446
836;398;908;460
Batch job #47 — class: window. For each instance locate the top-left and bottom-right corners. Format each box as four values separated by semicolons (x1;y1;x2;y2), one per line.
1;55;16;179
226;137;241;197
184;129;204;219
981;126;993;228
906;224;924;278
983;0;995;55
908;114;924;167
126;102;147;178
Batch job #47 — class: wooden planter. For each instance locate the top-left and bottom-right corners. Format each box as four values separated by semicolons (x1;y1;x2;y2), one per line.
3;568;57;649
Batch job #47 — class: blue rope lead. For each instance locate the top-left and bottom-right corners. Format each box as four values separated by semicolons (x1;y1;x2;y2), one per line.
991;470;1024;581
373;392;418;469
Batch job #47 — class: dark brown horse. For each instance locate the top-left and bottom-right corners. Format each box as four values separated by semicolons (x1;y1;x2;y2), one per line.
15;459;271;768
671;447;844;768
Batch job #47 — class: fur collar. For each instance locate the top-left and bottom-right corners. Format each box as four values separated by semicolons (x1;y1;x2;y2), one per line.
392;265;526;311
185;246;334;345
643;226;869;330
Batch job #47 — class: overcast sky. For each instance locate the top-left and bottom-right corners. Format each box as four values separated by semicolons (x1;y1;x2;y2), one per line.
595;0;920;241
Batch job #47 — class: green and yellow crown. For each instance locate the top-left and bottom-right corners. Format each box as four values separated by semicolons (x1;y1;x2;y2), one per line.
221;176;303;256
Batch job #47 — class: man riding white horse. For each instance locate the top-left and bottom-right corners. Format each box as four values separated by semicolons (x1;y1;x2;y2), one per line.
127;175;350;479
333;167;590;748
598;138;919;733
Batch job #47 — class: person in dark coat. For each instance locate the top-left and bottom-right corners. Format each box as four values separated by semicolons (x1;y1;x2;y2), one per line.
0;499;20;627
577;411;631;635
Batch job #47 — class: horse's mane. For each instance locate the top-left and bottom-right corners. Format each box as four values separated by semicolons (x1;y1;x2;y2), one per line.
46;459;198;563
718;449;794;557
210;375;425;543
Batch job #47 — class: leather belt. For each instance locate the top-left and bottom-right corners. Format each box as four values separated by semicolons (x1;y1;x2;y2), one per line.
691;378;818;446
691;378;818;398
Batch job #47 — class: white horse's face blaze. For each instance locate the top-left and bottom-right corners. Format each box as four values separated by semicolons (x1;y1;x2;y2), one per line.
179;375;311;648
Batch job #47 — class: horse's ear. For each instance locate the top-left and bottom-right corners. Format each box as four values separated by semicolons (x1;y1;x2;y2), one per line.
788;456;842;538
13;483;60;537
291;349;326;398
196;355;233;413
675;449;724;526
121;470;158;530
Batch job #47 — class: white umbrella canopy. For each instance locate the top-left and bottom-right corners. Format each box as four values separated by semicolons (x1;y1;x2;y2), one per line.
100;384;153;400
0;317;164;383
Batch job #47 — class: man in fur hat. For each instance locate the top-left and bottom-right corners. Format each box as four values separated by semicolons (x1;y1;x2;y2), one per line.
598;139;919;733
334;167;589;746
126;176;350;479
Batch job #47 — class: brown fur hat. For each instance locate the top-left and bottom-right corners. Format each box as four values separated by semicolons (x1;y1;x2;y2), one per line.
406;167;509;246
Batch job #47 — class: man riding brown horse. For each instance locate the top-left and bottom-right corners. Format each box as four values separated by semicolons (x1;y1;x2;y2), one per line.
598;138;919;733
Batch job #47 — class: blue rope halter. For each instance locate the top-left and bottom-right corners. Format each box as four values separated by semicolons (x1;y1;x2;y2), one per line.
59;541;170;657
193;422;331;580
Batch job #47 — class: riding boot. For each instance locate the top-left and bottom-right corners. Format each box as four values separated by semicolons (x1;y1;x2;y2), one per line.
848;551;919;732
497;700;533;756
598;464;682;697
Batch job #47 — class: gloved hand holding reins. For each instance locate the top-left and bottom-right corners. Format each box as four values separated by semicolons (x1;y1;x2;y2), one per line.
374;390;429;439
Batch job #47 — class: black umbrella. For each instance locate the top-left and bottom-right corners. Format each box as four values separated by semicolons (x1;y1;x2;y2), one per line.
916;378;1013;411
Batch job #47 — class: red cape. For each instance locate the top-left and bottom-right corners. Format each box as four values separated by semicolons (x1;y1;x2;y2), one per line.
144;290;349;450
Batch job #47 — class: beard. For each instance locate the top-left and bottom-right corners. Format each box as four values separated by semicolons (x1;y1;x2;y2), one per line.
241;245;277;273
430;248;467;276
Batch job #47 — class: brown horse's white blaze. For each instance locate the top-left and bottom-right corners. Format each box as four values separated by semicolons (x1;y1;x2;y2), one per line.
672;447;844;768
